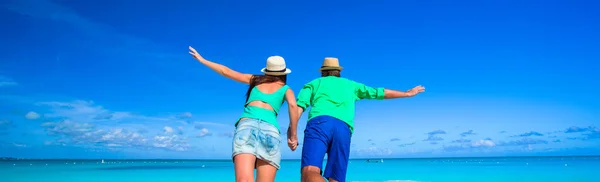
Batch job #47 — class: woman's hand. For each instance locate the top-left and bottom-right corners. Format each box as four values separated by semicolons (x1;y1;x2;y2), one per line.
287;127;299;151
187;46;252;84
188;46;205;61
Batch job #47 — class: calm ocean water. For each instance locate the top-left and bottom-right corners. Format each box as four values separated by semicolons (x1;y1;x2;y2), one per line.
1;156;598;182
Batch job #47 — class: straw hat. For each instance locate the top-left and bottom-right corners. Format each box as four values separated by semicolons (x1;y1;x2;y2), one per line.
261;56;291;76
319;57;343;71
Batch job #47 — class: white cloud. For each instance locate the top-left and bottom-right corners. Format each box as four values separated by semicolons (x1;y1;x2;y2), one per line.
0;120;12;125
37;100;134;122
0;76;17;87
25;111;41;120
39;120;180;151
198;128;211;137
40;122;55;127
471;139;495;147
36;100;173;124
153;128;190;152
152;135;189;151
13;143;27;148
177;126;185;135
180;112;192;118
163;126;174;133
31;99;230;152
444;139;496;152
0;120;14;130
0;81;17;87
194;121;232;129
353;146;393;157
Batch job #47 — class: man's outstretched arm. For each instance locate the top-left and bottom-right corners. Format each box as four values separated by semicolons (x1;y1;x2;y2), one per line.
355;81;425;100
383;85;425;99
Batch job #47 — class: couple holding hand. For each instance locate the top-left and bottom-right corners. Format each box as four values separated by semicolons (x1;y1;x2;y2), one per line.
189;46;425;182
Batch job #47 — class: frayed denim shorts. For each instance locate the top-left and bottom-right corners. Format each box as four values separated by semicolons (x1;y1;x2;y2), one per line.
232;118;281;169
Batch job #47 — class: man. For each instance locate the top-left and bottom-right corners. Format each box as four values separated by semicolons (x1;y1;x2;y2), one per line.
288;57;425;182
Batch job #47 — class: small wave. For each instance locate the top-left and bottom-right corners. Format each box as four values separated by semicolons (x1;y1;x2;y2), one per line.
351;180;419;182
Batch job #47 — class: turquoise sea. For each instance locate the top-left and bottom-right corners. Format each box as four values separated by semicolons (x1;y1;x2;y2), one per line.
2;156;599;182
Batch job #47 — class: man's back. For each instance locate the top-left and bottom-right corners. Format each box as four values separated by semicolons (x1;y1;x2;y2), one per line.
296;76;385;131
293;57;425;182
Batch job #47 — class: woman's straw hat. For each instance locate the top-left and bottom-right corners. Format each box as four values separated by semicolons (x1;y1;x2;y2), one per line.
319;57;343;71
261;56;292;76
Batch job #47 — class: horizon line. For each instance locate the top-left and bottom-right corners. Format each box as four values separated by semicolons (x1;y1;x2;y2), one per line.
2;155;599;161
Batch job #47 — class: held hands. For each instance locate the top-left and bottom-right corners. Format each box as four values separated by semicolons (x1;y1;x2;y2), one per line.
407;85;426;96
188;46;205;61
287;127;299;151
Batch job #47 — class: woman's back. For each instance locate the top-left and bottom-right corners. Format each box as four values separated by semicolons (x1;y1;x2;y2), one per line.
239;81;289;129
246;82;288;112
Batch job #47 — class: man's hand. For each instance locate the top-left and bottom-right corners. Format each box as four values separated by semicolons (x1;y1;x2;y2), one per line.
407;85;425;96
287;127;298;151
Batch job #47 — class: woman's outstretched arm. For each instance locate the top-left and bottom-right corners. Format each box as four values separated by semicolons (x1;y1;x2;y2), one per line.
188;46;253;84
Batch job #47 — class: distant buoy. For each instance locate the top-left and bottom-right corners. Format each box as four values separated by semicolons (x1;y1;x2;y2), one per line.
565;164;568;166
202;165;205;168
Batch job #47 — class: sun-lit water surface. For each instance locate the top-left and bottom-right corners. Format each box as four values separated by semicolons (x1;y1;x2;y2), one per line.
1;156;599;182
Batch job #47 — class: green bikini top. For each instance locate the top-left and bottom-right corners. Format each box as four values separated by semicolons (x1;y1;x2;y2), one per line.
245;85;289;114
237;85;289;130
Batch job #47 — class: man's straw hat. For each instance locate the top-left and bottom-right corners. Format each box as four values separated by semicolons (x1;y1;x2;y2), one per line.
319;57;343;71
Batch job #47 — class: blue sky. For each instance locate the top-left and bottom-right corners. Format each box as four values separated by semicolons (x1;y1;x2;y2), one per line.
0;0;599;159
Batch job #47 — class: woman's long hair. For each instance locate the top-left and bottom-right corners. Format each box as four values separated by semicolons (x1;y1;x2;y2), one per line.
245;74;287;103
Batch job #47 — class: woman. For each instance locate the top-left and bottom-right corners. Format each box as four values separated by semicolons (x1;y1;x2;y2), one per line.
188;46;300;182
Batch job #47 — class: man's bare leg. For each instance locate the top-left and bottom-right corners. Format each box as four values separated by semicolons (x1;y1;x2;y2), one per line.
301;166;326;182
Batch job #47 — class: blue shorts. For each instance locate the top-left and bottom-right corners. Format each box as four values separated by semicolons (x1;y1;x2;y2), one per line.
232;119;282;169
301;115;352;182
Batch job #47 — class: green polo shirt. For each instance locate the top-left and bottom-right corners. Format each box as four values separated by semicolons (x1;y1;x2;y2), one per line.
296;76;385;131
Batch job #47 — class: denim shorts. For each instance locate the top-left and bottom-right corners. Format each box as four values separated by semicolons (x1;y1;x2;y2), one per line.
232;118;282;169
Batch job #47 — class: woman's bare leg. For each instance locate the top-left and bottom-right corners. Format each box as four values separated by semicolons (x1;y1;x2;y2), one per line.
234;154;257;182
255;159;277;182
